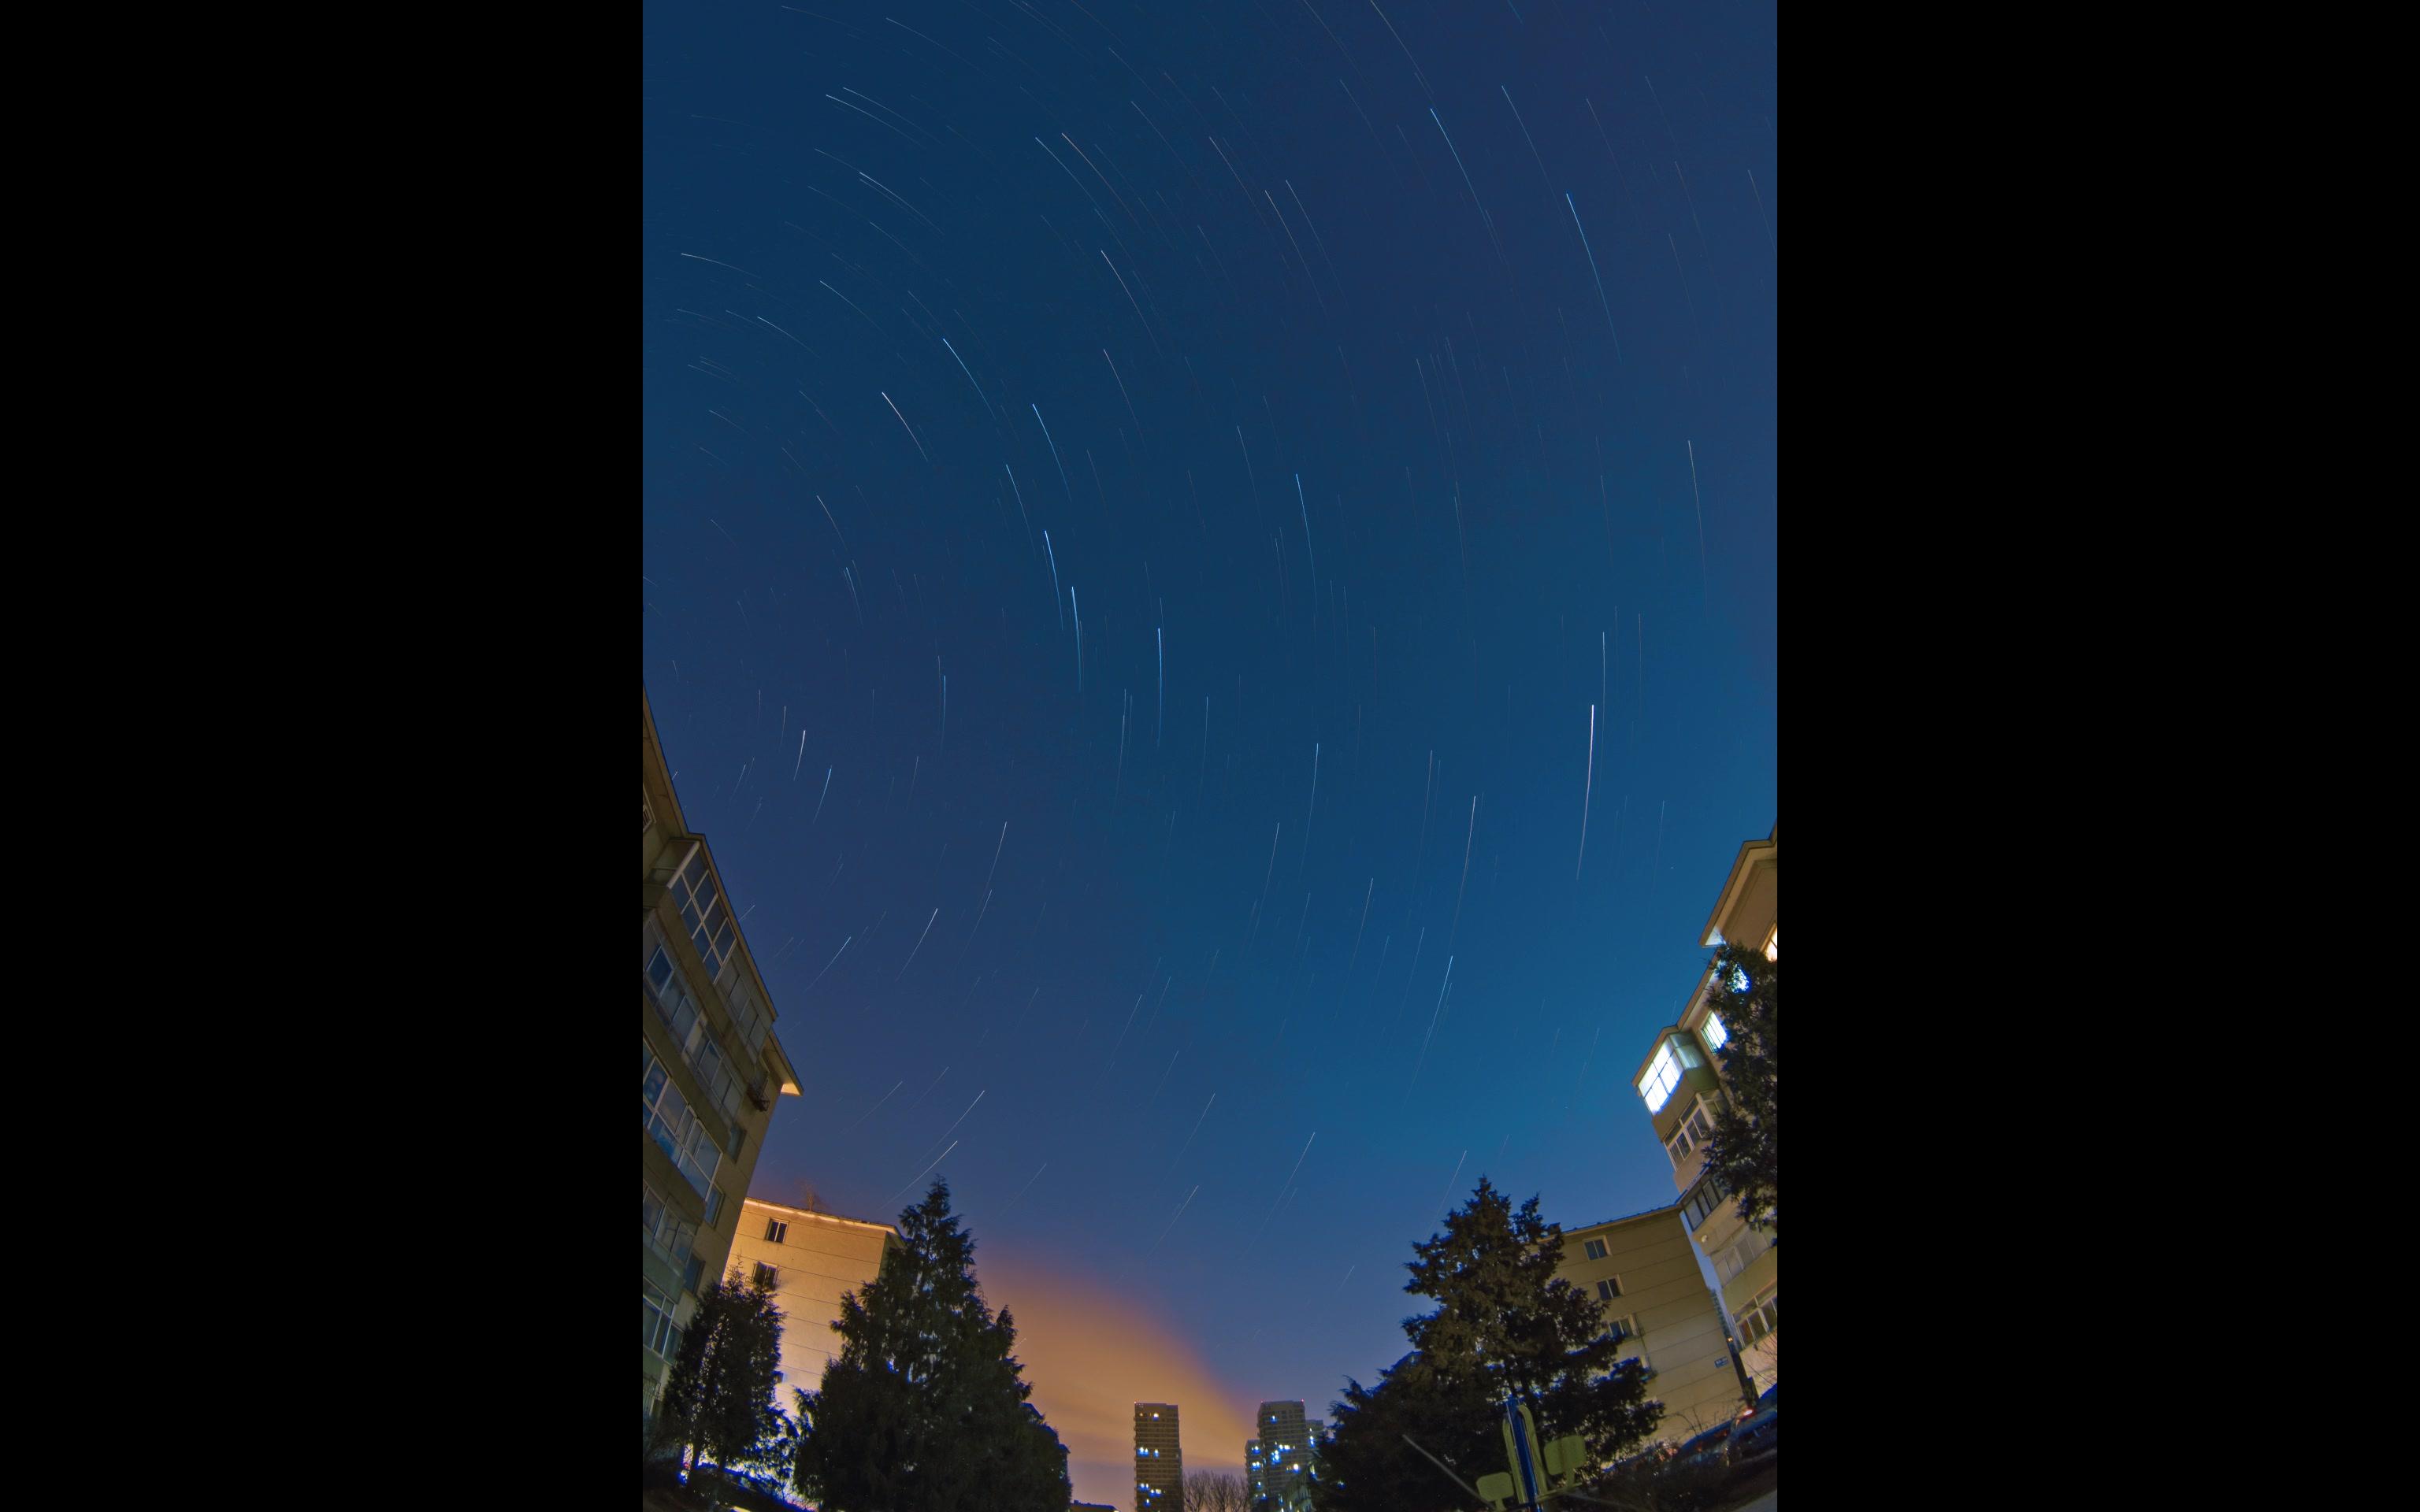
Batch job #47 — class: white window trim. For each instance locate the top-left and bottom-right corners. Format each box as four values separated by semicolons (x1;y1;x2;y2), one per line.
643;1046;724;1199
671;850;740;980
1737;1284;1778;1346
646;928;747;1128
1637;1039;1683;1113
644;1180;699;1269
644;1277;683;1361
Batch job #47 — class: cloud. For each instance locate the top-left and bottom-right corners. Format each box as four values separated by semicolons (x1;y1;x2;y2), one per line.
984;1255;1257;1509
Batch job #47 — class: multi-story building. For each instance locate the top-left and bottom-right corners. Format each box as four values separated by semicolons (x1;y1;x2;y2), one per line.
1134;1403;1182;1510
1630;827;1777;1399
726;1199;900;1409
1557;1203;1753;1448
644;689;804;1426
1248;1401;1319;1510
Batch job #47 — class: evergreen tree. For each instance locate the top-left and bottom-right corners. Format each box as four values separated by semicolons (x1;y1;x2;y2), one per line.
1312;1180;1661;1512
795;1179;1072;1512
1698;943;1777;1236
654;1268;790;1480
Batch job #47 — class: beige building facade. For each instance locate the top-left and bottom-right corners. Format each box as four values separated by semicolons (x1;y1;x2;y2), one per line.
1630;827;1777;1399
726;1199;900;1407
1557;1203;1752;1447
645;689;804;1424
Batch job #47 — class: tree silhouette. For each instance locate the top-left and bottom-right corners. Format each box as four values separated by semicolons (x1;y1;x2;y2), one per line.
1313;1180;1661;1511
794;1179;1071;1511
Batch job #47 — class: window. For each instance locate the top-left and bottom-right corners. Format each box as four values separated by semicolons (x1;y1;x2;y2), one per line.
1683;1178;1726;1231
644;792;654;832
1665;1125;1694;1166
1763;926;1777;962
1737;1285;1778;1346
753;1262;778;1288
643;1181;699;1269
681;1252;705;1293
645;933;747;1129
705;1186;725;1226
765;1217;789;1243
1596;1277;1622;1301
1606;1314;1641;1343
1702;1010;1728;1051
671;850;738;980
1583;1237;1609;1261
1684;1097;1716;1147
644;1277;682;1361
642;1044;723;1199
1636;1039;1684;1113
724;976;772;1058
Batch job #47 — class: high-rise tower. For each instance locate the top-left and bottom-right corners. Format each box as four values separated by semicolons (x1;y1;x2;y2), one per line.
1249;1401;1318;1510
1134;1402;1182;1509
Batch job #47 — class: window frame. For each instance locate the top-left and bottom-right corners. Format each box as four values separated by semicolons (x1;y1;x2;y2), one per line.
1595;1276;1623;1302
1636;1039;1684;1113
642;1044;723;1200
644;1180;699;1269
644;1277;683;1362
1737;1284;1778;1346
765;1217;789;1243
1582;1236;1609;1262
671;850;739;981
1702;1010;1729;1051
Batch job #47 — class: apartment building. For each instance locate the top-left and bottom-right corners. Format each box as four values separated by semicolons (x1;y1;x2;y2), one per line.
1556;1203;1752;1448
1248;1400;1319;1510
644;689;804;1425
1631;826;1777;1398
726;1199;900;1406
1134;1403;1182;1510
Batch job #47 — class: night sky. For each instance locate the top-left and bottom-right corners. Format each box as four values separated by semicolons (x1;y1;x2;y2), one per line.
643;2;1774;1503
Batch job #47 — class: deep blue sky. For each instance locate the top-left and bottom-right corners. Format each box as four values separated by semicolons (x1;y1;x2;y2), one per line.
644;0;1772;1499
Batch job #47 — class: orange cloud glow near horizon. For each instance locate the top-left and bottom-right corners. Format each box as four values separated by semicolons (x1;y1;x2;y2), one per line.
982;1254;1260;1510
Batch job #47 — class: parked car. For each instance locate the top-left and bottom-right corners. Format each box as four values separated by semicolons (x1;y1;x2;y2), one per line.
1727;1407;1777;1462
1662;1425;1738;1474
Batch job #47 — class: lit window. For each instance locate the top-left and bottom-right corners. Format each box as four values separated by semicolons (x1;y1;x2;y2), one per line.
1763;926;1776;962
1583;1237;1609;1261
1702;1011;1728;1051
1636;1040;1683;1113
766;1217;788;1243
1596;1277;1621;1301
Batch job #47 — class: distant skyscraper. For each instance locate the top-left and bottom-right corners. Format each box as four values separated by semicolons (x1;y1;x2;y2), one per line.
1134;1402;1182;1509
1249;1401;1318;1510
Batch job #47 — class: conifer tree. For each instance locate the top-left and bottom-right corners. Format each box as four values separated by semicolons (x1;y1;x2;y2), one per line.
653;1268;790;1480
795;1179;1072;1511
1312;1180;1660;1511
1698;942;1777;1236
